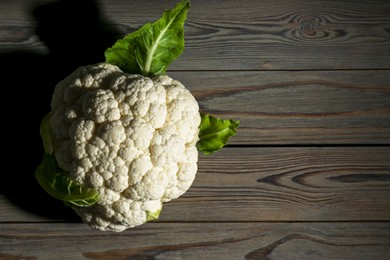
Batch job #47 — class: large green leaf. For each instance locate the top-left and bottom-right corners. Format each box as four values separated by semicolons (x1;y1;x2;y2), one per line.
35;153;99;207
36;113;99;207
105;0;190;76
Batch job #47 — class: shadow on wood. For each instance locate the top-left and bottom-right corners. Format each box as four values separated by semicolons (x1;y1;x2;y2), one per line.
0;0;122;220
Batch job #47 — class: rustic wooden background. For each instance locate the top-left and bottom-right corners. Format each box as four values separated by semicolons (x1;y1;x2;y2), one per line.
1;0;390;259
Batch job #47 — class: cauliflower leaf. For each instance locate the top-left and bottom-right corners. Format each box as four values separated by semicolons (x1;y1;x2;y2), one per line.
39;112;53;154
36;113;99;207
105;0;190;76
197;114;240;155
35;154;99;207
146;208;162;222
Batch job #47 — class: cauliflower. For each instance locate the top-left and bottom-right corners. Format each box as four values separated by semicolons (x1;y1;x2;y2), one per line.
35;0;238;232
49;62;200;231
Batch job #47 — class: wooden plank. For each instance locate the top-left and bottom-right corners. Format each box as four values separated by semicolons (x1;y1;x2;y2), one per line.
1;70;388;224
1;147;389;222
171;70;390;144
0;222;389;259
2;67;390;148
164;147;390;222
1;0;390;70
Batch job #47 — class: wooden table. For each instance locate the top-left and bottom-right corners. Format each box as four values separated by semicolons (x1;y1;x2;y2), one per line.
1;0;390;259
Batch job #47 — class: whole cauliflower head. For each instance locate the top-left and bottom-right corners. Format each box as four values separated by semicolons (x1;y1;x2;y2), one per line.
50;62;201;232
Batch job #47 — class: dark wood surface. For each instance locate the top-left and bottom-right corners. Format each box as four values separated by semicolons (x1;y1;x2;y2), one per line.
1;0;390;259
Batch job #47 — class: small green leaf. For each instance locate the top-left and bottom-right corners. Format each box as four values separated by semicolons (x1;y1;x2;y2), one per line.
197;114;240;155
35;153;99;207
105;0;190;76
146;207;162;222
40;112;53;154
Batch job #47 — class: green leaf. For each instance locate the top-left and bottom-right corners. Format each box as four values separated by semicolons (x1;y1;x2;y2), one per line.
105;0;190;76
37;113;99;207
146;207;162;222
197;114;240;155
35;153;99;207
40;112;53;154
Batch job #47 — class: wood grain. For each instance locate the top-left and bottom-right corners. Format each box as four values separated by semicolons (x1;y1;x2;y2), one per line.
1;222;389;259
1;0;389;70
170;70;390;144
165;147;390;222
0;1;389;258
1;147;389;222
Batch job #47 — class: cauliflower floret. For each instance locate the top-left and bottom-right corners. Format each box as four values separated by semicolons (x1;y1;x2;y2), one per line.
50;63;201;232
